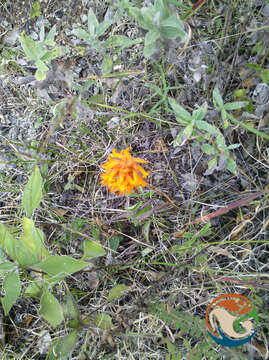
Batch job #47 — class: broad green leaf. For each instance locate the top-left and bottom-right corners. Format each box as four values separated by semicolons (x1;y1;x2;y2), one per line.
30;1;41;19
1;270;21;315
96;20;113;38
19;35;38;60
201;143;216;155
0;261;16;274
72;28;91;43
183;123;193;138
19;217;48;265
36;59;49;73
24;281;41;297
213;88;223;107
193;104;207;122
15;239;38;267
82;240;105;260
107;284;129;302
144;29;159;58
224;101;248;111
34;255;89;276
45;25;56;45
225;157;237;174
39;288;64;327
174;130;184;146
53;330;78;358
102;55;113;76
62;294;79;320
94;313;113;330
109;236;122;251
22;166;42;217
0;223;16;260
196;120;219;134
87;8;99;36
261;69;269;83
160;15;186;39
208;157;217;170
169;98;192;123
106;35;141;50
35;69;46;81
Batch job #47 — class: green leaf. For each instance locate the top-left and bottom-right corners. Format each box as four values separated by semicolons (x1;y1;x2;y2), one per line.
213;88;223;107
94;313;113;330
19;35;39;61
0;223;16;261
24;281;41;297
201;143;216;155
106;35;141;50
36;59;49;73
45;25;56;45
160;15;186;39
109;236;121;251
226;143;241;150
82;240;105;260
96;20;113;38
35;69;46;81
62;294;79;321
169;98;192;123
261;69;269;83
142;219;151;242
0;261;16;274
144;29;159;58
228;113;269;140
196;120;219;135
72;28;92;43
224;101;248;110
30;1;41;19
53;330;78;358
247;63;261;70
34;255;89;276
87;8;99;36
107;284;129;302
208;157;217;170
39;24;45;42
39;288;64;327
183;123;193;138
22;166;42;217
102;55;113;76
225;157;237;174
221;108;227;122
18;217;48;266
192;104;207;122
1;270;21;315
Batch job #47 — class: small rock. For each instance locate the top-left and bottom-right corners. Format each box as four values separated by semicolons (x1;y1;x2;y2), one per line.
252;83;269;104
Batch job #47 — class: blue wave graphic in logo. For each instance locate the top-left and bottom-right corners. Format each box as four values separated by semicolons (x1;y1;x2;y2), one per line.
208;327;256;347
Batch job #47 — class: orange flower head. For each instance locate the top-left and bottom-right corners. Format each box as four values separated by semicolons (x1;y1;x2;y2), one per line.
100;147;150;195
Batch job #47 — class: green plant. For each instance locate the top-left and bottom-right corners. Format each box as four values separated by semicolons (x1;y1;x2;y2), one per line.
213;87;269;140
148;302;218;360
169;96;240;174
145;63;184;114
72;8;141;75
19;25;65;80
127;0;187;58
0;166;105;356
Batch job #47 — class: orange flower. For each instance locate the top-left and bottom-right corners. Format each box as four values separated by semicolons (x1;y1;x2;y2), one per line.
100;147;150;195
